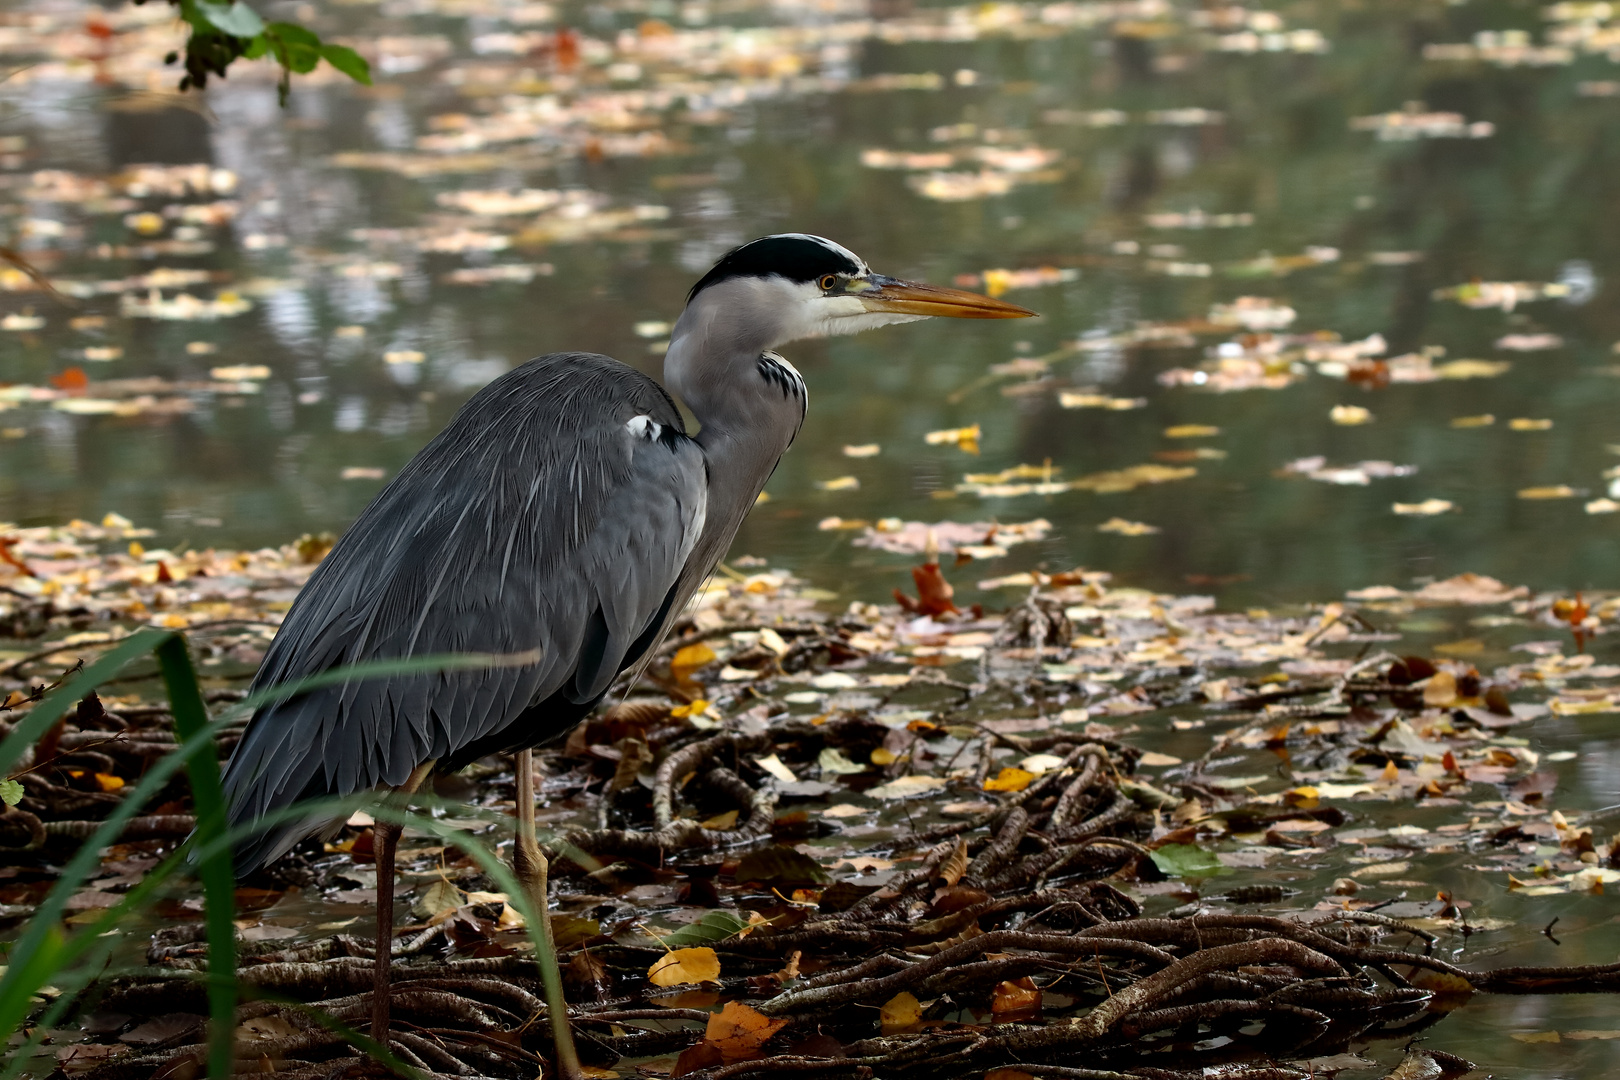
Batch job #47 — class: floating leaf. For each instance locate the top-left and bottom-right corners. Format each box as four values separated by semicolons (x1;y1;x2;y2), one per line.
662;910;750;948
867;775;948;800
817;747;866;775
705;1000;788;1064
733;845;829;886
924;424;982;454
1164;424;1220;438
647;947;721;987
1149;843;1226;878
1097;517;1160;536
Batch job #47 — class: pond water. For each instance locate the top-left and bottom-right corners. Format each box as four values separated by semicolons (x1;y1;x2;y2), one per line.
2;0;1619;1075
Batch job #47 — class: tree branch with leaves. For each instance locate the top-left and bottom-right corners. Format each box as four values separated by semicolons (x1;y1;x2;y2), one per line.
138;0;371;104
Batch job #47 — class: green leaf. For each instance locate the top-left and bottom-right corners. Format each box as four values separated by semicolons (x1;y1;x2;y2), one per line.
817;746;866;775
196;0;265;37
1149;843;1228;879
661;910;749;948
0;778;20;807
319;43;372;85
266;21;319;47
243;33;269;59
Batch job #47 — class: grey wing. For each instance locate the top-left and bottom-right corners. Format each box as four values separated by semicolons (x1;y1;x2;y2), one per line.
220;353;706;873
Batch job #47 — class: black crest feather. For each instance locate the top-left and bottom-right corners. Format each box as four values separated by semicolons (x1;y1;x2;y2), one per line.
687;234;866;302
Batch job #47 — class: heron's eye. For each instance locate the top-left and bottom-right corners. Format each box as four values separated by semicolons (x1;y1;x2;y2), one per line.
819;274;838;291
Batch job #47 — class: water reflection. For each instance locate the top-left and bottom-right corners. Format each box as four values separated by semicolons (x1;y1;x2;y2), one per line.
0;0;1616;611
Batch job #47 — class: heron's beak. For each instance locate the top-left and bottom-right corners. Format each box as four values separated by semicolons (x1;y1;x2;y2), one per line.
852;275;1037;319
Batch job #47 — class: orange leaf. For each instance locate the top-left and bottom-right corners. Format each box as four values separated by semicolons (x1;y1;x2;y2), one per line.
50;366;89;392
705;1001;787;1064
671;643;716;683
92;773;124;792
895;558;959;617
991;976;1042;1016
937;837;969;888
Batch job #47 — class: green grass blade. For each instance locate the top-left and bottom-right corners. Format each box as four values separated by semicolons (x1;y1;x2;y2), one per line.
156;636;236;1080
0;713;225;1045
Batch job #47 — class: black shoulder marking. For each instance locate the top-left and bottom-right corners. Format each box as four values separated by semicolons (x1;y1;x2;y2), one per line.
757;353;806;402
688;234;866;302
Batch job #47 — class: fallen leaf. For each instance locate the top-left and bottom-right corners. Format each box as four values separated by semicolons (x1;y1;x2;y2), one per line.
867;775;948;800
1518;485;1577;500
1149;843;1225;878
1330;404;1373;425
705;1000;789;1063
1138;751;1181;766
817;747;866;775
938;837;969;887
1512;1031;1561;1044
880;991;922;1033
1164;424;1220;438
647;947;721;987
662;910;750;948
1393;498;1454;516
984;766;1036;791
924;424;982;454
755;754;798;783
1509;417;1553;430
671;644;717;682
1097;517;1160;536
991;976;1042;1016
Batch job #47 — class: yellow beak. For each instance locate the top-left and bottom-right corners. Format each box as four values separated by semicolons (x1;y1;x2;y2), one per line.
855;276;1038;319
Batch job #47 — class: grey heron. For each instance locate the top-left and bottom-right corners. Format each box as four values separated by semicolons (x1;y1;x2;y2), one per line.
216;234;1034;1074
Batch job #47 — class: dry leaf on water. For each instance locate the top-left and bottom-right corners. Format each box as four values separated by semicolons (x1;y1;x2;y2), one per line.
647;946;721;987
705;1000;788;1063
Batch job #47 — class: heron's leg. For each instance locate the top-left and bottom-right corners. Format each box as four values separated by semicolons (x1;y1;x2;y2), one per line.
371;759;435;1047
512;748;583;1080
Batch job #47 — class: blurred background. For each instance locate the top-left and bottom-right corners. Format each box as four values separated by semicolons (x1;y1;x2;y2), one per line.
0;0;1617;609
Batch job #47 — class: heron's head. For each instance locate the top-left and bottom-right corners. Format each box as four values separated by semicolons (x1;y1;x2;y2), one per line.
680;234;1035;349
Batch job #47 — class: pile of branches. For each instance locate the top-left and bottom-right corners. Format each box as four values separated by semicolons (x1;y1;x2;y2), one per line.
52;725;1620;1080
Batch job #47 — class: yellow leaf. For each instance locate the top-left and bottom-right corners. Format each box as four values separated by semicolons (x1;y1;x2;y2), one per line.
1163;424;1220;438
984;766;1035;792
816;475;861;491
870;747;897;766
1512;1031;1561;1044
1138;751;1181;766
1518;485;1577;500
1450;414;1495;428
700;809;739;830
924;424;982;454
1393;498;1454;516
1509;417;1553;430
671;644;717;679
647;946;721;987
843;443;881;457
670;698;713;720
1381;760;1399;782
1422;671;1458;707
1097;517;1159;536
1330;404;1373;425
879;991;921;1033
92;773;125;792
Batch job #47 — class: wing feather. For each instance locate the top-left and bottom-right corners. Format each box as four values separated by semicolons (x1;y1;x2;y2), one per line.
221;353;706;872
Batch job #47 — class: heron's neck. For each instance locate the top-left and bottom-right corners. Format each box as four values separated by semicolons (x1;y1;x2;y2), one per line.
663;298;806;495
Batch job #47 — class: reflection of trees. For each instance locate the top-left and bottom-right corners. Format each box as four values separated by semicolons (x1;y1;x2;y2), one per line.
2;0;1618;598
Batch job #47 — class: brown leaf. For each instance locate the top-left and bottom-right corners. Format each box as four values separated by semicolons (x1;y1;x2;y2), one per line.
671;1039;724;1077
705;1000;788;1063
611;736;653;793
121;1014;207;1045
937;837;969;888
991;976;1042;1017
